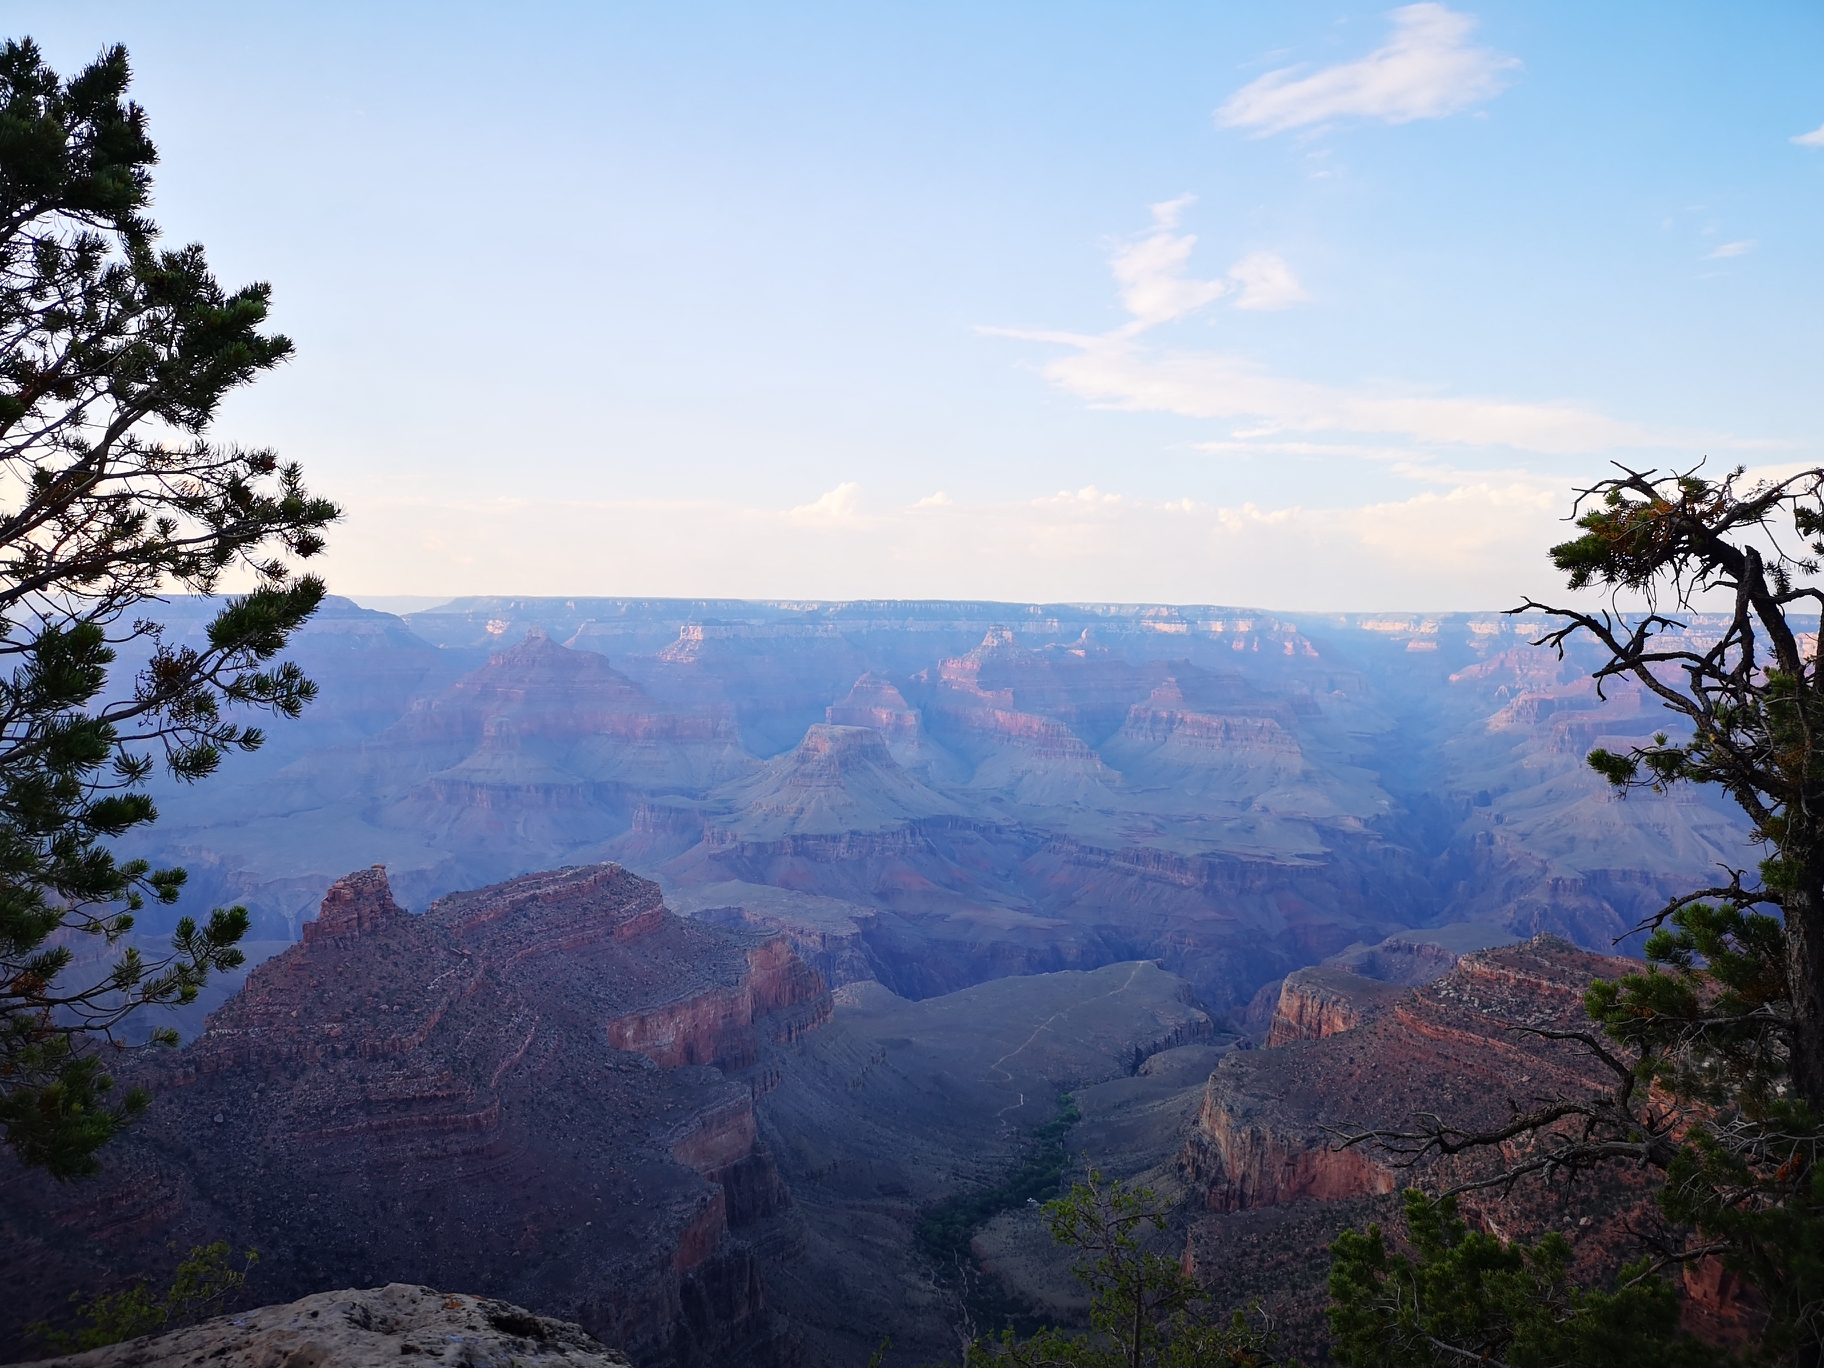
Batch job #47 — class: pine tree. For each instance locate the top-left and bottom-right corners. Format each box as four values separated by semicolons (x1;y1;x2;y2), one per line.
0;38;337;1178
1330;466;1824;1365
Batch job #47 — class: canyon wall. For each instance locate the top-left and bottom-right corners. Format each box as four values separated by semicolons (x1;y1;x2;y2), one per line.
1171;936;1718;1358
0;864;830;1367
117;600;1758;1030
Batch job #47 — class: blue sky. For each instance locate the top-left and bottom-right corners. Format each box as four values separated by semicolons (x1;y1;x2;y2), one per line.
17;2;1824;607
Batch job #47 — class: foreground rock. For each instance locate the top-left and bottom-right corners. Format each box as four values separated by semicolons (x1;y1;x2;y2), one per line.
21;1284;629;1368
0;864;827;1366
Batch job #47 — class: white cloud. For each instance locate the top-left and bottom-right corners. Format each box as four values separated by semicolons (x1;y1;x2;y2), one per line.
1708;239;1757;259
788;482;866;525
1226;251;1311;310
1101;198;1311;333
1793;123;1824;147
984;201;1688;455
1217;4;1519;136
1109;196;1232;334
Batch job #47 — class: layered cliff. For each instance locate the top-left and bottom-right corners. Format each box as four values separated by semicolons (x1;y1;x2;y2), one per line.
1175;936;1698;1357
1182;936;1632;1214
0;864;831;1367
1263;965;1408;1046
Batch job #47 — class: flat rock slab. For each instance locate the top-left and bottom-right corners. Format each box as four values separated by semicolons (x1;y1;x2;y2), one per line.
21;1284;630;1368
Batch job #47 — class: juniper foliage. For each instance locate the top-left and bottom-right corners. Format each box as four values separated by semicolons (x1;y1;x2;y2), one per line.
1329;466;1824;1365
967;1169;1295;1368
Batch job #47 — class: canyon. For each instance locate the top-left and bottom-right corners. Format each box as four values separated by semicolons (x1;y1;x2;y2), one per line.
115;597;1751;1029
0;864;1235;1368
969;933;1721;1361
0;597;1764;1365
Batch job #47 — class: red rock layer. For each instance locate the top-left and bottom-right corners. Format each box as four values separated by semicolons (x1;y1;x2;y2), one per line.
825;673;922;741
1181;936;1633;1213
0;864;829;1368
1178;935;1750;1352
301;863;404;942
1263;966;1408;1046
605;936;832;1069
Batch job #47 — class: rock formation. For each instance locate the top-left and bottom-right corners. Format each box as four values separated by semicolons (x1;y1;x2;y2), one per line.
0;864;829;1367
1263;965;1408;1046
824;673;963;781
1183;935;1634;1213
1175;936;1696;1356
117;599;1756;1046
706;724;967;840
19;1285;630;1368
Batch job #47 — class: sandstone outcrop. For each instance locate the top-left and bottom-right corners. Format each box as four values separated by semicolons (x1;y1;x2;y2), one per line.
301;862;403;941
1175;936;1711;1358
0;864;829;1367
20;1285;629;1368
1263;965;1407;1046
1182;936;1633;1213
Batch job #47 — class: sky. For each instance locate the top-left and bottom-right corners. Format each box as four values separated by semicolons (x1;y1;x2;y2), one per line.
15;2;1824;609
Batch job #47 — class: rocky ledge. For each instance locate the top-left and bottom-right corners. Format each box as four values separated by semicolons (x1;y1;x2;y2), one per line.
1174;934;1754;1358
19;1284;629;1368
1182;934;1634;1212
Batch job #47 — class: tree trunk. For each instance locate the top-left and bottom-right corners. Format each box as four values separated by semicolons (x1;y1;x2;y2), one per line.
1784;878;1824;1113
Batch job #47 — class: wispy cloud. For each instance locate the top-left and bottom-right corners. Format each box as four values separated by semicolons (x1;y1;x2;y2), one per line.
1708;239;1757;259
1101;195;1312;334
1793;123;1824;147
1226;252;1311;310
1109;196;1233;333
1217;4;1519;136
1037;344;1657;451
985;202;1686;455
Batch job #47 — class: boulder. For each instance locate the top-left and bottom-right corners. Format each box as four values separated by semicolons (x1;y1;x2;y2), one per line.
19;1284;628;1368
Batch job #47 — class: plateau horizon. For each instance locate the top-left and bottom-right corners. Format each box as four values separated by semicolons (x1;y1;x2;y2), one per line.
336;594;1789;625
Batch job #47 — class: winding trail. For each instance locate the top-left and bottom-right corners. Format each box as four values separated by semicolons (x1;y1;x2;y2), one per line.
983;962;1146;1118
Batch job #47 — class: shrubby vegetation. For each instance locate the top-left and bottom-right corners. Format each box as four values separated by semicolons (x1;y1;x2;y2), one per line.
967;1169;1294;1368
29;1242;258;1351
920;1092;1082;1263
1327;1189;1724;1368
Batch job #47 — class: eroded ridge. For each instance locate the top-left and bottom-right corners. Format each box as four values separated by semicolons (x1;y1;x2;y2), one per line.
0;864;832;1368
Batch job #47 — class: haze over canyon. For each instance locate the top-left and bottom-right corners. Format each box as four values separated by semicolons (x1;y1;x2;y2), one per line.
0;595;1759;1365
